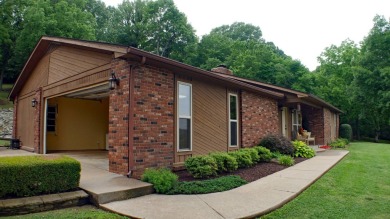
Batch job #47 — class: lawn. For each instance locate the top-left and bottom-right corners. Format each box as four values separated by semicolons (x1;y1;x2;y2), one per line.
0;84;13;109
262;142;390;219
3;205;128;219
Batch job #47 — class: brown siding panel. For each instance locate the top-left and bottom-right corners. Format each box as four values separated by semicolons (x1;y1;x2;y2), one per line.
16;96;35;148
20;55;49;96
48;46;111;84
192;80;228;155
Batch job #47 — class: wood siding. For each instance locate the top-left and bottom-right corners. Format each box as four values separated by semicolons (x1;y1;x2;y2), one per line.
192;80;228;155
16;96;35;148
20;55;50;96
48;46;111;84
175;76;228;164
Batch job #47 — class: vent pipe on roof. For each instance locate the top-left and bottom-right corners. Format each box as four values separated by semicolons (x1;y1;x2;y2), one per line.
211;64;233;75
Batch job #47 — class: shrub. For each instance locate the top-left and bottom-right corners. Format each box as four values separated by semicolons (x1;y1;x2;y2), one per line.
184;156;218;178
340;124;353;141
209;152;238;173
253;146;272;162
0;155;80;198
292;140;315;158
241;148;260;163
168;176;247;195
228;150;253;168
278;155;295;166
271;151;282;159
259;134;294;155
330;138;349;148
141;168;178;194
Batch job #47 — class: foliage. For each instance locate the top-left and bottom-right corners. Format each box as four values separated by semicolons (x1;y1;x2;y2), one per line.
259;134;295;155
228;150;253;168
278;155;295;166
329;138;349;148
209;152;238;173
0;155;80;198
263;142;390;219
292;140;315;158
271;151;282;159
339;124;353;141
2;205;128;219
167;176;247;195
141;168;178;194
253;146;272;162
241;148;260;163
184;156;218;178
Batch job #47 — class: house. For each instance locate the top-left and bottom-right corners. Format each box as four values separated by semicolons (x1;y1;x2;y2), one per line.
9;36;341;178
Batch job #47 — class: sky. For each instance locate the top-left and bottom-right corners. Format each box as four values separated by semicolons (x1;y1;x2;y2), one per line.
103;0;390;70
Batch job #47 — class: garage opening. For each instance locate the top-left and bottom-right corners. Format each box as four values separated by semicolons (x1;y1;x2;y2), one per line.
45;84;110;154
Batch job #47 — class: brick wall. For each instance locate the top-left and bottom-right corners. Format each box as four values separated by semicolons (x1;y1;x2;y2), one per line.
108;59;130;175
302;105;324;145
131;66;174;178
323;108;332;144
33;88;42;152
241;91;279;147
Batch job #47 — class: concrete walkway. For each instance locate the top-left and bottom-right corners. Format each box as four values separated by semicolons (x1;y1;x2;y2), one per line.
101;150;349;219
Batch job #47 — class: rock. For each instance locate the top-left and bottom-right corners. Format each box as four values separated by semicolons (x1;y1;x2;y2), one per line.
0;108;13;139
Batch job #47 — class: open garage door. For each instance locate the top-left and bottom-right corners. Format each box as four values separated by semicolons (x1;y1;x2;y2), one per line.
44;84;110;153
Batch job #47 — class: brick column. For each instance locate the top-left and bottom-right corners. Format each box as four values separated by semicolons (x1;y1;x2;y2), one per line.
33;88;42;153
108;59;130;175
12;96;18;139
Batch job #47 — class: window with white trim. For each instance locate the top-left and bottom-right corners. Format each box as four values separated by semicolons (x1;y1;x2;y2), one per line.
229;94;239;147
177;82;192;151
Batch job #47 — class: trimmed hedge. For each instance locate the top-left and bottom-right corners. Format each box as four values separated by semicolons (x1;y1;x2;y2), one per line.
141;168;178;193
340;124;353;141
228;150;253;168
209;152;238;173
0;155;80;198
184;156;218;178
253;146;272;162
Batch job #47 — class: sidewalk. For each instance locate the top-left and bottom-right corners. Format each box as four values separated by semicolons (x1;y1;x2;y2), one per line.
101;150;349;219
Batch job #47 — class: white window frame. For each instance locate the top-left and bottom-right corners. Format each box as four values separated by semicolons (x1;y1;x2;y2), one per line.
177;81;192;152
228;93;239;147
292;109;302;137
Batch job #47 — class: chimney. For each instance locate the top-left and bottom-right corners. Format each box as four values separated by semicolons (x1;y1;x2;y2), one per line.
211;64;233;75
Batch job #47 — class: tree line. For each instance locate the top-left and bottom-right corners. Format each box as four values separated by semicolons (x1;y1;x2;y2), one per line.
0;0;389;140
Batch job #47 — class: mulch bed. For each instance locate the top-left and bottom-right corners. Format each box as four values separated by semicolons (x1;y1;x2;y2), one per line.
175;157;307;182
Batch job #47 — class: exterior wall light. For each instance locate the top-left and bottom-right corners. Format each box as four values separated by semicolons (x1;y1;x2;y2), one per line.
109;72;120;90
32;98;38;107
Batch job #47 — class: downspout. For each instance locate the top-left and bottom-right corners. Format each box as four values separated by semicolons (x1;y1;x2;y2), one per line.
127;54;147;178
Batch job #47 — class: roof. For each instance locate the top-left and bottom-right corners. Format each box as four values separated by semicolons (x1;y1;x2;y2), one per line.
9;36;342;113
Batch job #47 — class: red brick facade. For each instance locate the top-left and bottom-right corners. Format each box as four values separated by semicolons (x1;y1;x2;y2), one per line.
131;66;175;178
108;59;130;175
241;91;279;147
301;105;325;145
33;88;42;152
323;108;332;144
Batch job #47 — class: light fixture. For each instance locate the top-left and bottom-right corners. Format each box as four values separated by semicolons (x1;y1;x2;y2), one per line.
32;98;38;107
108;72;119;90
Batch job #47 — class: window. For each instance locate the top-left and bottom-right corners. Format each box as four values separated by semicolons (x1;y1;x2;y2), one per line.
292;110;302;138
229;94;239;147
177;82;192;151
46;105;57;132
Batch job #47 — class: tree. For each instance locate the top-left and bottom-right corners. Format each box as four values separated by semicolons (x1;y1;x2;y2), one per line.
7;0;96;83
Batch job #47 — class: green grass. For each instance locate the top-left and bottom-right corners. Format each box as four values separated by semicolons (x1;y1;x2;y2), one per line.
0;84;13;109
262;142;390;219
2;205;128;219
